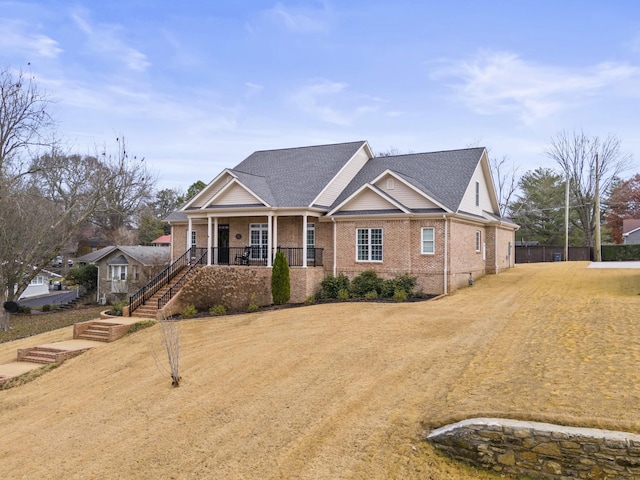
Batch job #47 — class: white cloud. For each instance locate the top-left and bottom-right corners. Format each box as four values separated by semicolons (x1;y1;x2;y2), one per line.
70;9;151;72
245;82;264;97
264;2;331;34
0;20;62;58
432;51;640;124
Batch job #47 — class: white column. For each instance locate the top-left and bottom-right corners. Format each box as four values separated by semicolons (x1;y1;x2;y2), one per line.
273;215;278;257
267;212;273;267
213;217;219;265
187;217;193;257
207;217;212;266
302;214;308;268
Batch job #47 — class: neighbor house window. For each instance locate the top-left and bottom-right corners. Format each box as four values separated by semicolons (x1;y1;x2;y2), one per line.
307;223;315;260
357;228;383;262
421;227;435;254
29;276;44;286
250;223;269;259
110;265;127;280
476;231;482;252
475;181;480;207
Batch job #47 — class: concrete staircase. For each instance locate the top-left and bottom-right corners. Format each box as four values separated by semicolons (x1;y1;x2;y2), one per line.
73;320;135;342
74;322;112;342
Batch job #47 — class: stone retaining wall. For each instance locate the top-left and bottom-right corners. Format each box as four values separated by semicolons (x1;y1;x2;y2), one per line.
426;418;640;479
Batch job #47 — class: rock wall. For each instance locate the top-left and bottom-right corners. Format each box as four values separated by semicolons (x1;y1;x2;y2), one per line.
426;418;640;479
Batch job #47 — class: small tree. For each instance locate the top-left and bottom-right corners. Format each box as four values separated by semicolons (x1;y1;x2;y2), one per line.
271;251;290;305
159;314;181;387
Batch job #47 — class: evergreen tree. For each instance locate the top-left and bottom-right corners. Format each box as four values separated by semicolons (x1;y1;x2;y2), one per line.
271;251;290;305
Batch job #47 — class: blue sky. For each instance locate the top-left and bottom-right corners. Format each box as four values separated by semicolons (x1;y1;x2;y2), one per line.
2;0;640;191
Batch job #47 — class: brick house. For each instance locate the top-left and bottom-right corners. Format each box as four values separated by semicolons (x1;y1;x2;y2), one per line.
167;141;518;302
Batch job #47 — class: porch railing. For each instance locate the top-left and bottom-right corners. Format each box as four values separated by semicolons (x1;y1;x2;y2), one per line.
209;247;323;267
129;247;207;314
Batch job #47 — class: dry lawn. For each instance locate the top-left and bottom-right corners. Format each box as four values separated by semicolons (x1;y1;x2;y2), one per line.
1;262;640;479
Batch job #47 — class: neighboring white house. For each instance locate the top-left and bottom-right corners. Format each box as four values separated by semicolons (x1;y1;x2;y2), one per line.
18;269;62;300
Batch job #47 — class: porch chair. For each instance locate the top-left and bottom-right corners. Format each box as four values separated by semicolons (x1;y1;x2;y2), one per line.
234;246;251;266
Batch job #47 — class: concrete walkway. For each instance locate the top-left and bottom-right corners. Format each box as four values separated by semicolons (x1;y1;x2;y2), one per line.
588;261;640;268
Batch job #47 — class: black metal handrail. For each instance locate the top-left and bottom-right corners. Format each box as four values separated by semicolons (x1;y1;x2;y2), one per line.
208;247;323;267
129;247;206;313
157;248;207;309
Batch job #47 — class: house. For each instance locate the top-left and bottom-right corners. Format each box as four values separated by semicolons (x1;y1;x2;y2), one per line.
18;269;62;300
166;141;518;303
76;246;170;303
622;219;640;245
151;234;171;247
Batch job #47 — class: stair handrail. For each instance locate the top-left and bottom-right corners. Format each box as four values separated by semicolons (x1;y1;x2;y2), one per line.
129;247;200;314
157;249;208;310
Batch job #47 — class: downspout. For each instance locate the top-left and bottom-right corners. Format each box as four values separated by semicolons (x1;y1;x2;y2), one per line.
96;265;100;303
443;215;448;295
332;217;337;277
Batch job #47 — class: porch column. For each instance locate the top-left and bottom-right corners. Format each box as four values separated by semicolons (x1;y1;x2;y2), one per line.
207;216;212;266
187;217;193;257
267;212;273;267
273;215;278;257
302;214;308;268
213;217;219;265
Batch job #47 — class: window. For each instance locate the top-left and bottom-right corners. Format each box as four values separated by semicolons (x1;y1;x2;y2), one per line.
191;230;197;248
421;227;435;254
110;265;127;280
476;231;482;252
475;181;480;207
29;276;44;286
307;223;315;260
357;228;383;262
250;223;269;259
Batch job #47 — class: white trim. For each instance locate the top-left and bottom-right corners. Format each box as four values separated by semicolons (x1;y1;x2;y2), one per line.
421;227;435;255
328;183;412;216
356;227;383;262
181;169;237;210
475;230;482;252
302;214;308;268
208;178;271;208
370;169;453;212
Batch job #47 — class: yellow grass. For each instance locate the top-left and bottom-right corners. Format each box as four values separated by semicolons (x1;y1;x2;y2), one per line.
1;262;640;479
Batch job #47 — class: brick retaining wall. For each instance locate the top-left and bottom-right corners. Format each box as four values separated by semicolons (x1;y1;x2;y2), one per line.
426;418;640;479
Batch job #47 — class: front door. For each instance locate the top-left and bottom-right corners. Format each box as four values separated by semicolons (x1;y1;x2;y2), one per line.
218;225;230;264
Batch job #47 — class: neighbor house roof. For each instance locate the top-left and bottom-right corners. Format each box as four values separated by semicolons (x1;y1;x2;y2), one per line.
76;246;170;266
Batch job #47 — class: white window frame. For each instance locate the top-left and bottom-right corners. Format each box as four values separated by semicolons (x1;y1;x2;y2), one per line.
421;227;435;255
191;230;197;249
476;231;482;252
356;228;383;262
29;276;44;286
307;223;315;260
249;223;269;259
110;265;127;281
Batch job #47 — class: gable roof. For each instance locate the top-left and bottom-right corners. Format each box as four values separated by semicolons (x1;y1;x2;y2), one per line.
330;147;486;213
184;141;369;211
76;246;170;266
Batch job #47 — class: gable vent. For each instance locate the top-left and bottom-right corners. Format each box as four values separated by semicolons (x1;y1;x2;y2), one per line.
387;178;395;190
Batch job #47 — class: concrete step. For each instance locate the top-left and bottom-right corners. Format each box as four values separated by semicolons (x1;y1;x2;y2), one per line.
76;333;109;342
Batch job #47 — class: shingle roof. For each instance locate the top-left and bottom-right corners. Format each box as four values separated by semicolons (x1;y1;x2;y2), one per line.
76;246;170;266
229;141;367;207
331;147;485;212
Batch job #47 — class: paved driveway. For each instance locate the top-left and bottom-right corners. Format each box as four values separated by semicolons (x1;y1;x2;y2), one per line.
18;290;78;307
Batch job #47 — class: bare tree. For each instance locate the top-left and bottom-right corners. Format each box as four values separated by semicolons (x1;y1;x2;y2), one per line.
158;314;181;387
0;68;153;330
546;130;631;247
489;154;519;217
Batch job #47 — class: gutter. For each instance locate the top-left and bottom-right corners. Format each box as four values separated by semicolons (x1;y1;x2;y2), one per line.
332;217;337;276
443;214;448;295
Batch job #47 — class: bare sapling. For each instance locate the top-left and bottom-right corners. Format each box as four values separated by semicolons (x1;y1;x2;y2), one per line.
159;313;181;387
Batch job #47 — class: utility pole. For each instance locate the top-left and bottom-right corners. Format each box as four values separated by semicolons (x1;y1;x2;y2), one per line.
565;174;570;261
594;153;602;262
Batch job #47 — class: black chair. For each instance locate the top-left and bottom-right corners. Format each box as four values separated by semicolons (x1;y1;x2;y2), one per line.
234;247;250;266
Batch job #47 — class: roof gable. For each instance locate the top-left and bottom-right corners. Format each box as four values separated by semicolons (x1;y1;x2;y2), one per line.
372;171;444;210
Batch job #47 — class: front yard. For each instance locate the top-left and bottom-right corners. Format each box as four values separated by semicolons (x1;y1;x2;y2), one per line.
0;262;639;479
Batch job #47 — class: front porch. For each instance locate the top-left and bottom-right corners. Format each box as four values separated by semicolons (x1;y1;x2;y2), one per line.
201;246;324;267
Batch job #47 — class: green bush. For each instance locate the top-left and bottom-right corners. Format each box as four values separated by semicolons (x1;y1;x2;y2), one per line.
109;300;128;316
247;293;259;313
393;288;408;302
602;244;640;261
350;270;384;298
42;304;51;312
304;294;316;305
337;288;350;300
65;264;98;291
319;273;350;299
209;305;226;316
364;290;378;300
381;274;417;298
181;304;198;318
271;251;291;305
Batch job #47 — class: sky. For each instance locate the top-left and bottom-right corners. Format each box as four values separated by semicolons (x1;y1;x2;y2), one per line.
1;0;640;192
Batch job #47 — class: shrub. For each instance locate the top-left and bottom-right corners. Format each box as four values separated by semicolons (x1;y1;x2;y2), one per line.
181;304;198;318
319;273;350;299
271;251;291;305
209;305;226;316
304;294;316;305
247;293;259;313
42;304;51;312
350;270;383;298
128;320;156;333
393;288;408;302
337;288;350;300
364;290;378;300
381;274;417;298
109;300;128;316
65;264;98;291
